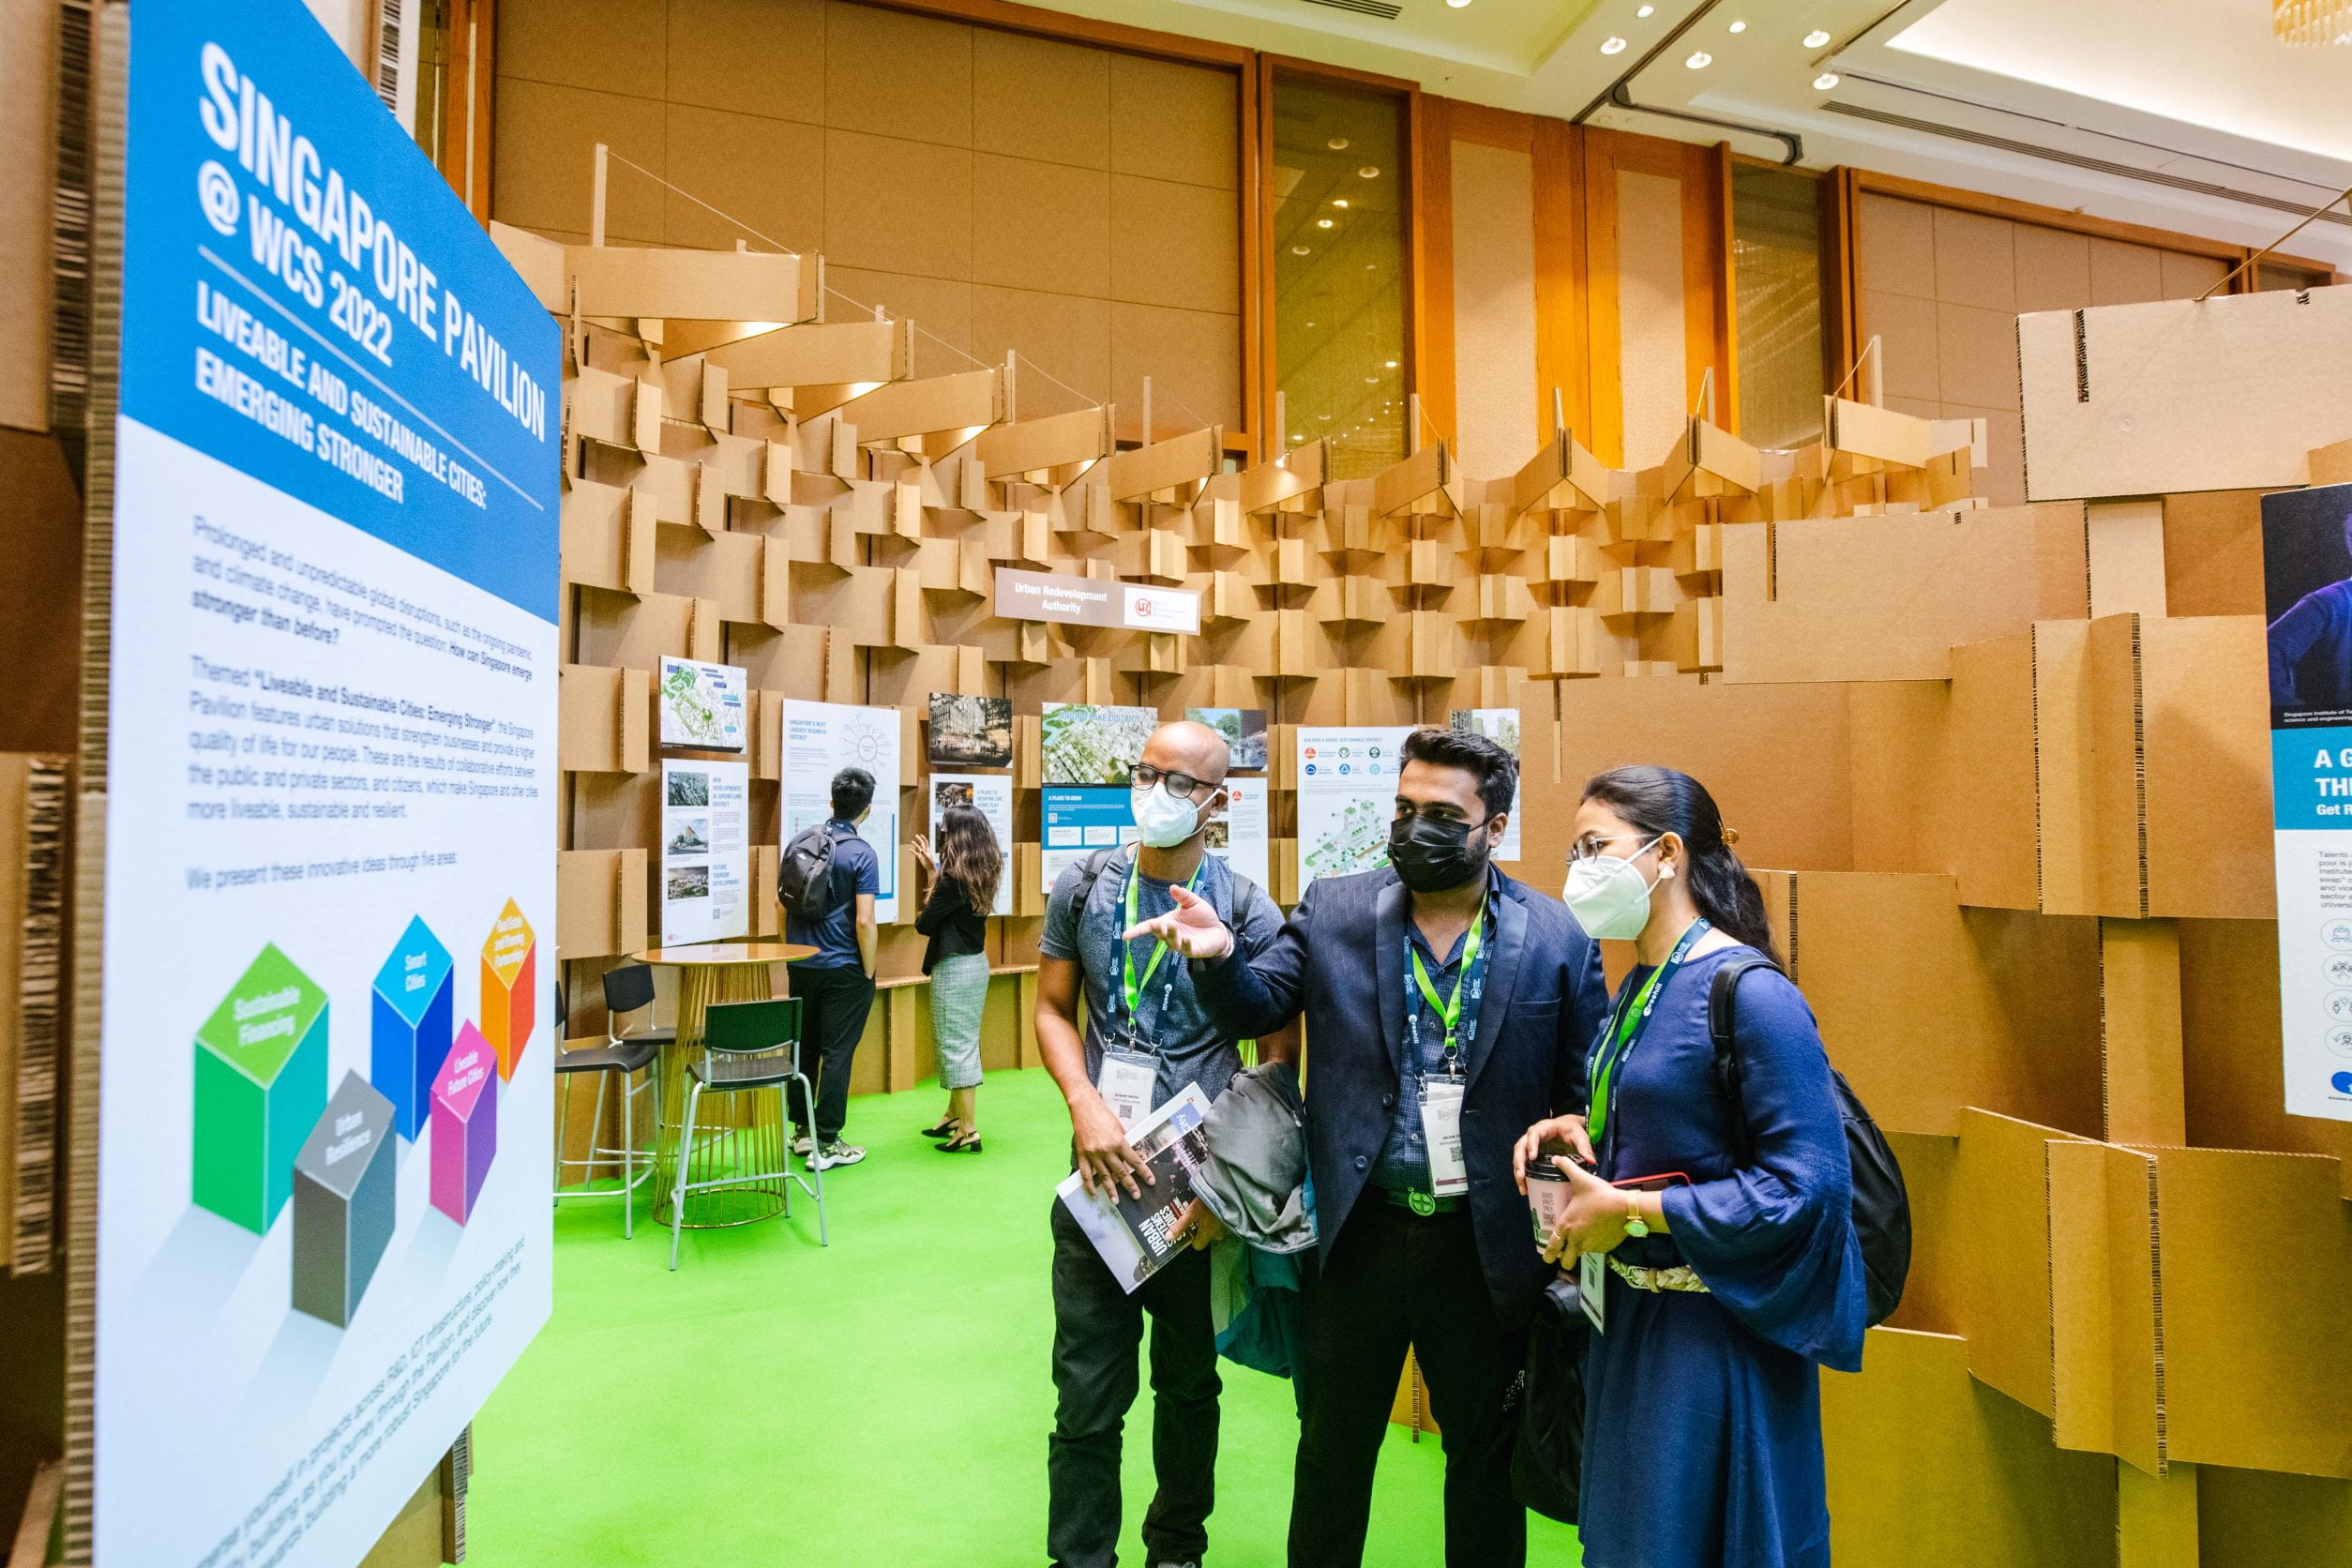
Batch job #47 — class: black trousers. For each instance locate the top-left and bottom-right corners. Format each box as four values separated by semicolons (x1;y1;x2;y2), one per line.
784;961;874;1145
1290;1199;1527;1568
1048;1199;1222;1568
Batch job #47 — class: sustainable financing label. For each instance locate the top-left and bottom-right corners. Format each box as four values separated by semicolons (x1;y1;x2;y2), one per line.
95;2;559;1562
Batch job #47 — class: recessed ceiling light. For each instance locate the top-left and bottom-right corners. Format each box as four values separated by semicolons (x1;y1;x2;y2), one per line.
1685;50;1711;68
1364;375;1379;384
1305;321;1317;328
1292;245;1310;255
1445;0;1471;8
1359;166;1380;178
1803;28;1832;47
1327;137;1350;151
1319;414;1333;422
1727;18;1746;32
1636;4;1654;15
1600;35;1627;53
1333;198;1349;208
1318;219;1334;229
1384;360;1398;368
1813;70;1840;89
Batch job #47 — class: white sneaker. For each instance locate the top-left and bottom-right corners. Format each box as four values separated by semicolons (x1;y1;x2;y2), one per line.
811;1140;866;1170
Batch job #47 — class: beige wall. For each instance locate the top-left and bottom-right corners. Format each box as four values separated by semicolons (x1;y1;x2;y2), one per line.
1856;193;2229;507
1446;140;1537;477
492;0;1243;436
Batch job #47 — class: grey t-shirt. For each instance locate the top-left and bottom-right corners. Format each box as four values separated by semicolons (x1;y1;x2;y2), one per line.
1040;847;1286;1109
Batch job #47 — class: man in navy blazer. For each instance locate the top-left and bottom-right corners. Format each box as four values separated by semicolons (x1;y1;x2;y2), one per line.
1126;727;1608;1568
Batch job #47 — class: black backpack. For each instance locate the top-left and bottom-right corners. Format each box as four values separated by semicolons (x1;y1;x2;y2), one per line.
1709;953;1911;1327
777;823;842;920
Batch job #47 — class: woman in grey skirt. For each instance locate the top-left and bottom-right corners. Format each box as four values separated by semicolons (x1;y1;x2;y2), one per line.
912;804;999;1153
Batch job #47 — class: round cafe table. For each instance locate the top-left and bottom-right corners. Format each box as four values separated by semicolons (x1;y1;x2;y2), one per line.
631;941;815;1229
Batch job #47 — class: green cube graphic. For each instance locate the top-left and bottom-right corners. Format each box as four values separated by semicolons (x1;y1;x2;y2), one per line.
193;943;330;1232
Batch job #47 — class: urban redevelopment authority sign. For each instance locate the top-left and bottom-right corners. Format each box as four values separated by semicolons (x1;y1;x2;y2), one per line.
994;567;1200;635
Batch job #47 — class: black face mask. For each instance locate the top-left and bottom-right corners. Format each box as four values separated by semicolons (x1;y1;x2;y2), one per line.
1387;814;1490;893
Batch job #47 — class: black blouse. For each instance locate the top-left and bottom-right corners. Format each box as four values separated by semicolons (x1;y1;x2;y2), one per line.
914;875;988;974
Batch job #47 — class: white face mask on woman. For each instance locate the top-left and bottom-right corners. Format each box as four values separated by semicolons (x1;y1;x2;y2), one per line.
1560;836;1667;941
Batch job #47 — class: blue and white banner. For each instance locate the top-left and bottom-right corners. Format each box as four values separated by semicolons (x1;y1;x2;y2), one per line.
2262;483;2352;1123
96;2;560;1563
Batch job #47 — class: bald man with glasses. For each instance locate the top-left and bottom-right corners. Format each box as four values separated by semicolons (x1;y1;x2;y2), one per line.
1035;719;1296;1568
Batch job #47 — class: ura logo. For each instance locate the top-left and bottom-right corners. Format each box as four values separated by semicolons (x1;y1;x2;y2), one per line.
2332;1071;2352;1095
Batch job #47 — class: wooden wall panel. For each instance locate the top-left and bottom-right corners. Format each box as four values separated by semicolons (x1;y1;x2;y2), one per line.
1448;140;1539;475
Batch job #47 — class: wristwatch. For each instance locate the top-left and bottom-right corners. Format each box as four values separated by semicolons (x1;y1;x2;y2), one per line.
1622;1192;1651;1239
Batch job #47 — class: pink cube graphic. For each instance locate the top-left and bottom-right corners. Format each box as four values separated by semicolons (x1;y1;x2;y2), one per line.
429;1023;499;1225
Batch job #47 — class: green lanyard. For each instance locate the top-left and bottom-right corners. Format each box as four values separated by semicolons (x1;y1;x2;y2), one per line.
1408;903;1486;1068
1586;919;1709;1144
1122;861;1204;1028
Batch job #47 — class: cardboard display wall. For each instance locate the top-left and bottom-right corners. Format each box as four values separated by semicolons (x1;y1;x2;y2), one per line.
503;227;2352;1564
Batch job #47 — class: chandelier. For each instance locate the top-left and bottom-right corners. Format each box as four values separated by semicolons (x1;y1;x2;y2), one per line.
2276;0;2352;44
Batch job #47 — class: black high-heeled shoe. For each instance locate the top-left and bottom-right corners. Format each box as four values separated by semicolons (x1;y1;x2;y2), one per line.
920;1119;957;1138
937;1130;983;1153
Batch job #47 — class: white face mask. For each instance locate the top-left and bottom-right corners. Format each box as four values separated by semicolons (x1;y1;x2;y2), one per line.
1561;836;1666;941
1132;782;1212;850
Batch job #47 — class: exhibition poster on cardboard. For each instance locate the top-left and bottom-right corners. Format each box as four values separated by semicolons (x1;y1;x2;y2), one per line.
96;2;559;1560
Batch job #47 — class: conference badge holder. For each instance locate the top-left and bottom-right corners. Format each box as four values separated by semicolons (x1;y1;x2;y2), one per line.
1097;1042;1158;1132
1416;1078;1469;1214
1579;1250;1606;1334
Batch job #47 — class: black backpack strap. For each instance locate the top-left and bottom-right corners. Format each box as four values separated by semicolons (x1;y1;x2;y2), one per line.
1707;953;1783;1166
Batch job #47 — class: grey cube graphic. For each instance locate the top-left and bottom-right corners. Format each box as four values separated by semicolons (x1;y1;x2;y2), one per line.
291;1071;397;1327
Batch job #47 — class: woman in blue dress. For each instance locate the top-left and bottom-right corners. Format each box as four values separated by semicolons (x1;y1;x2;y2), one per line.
1515;764;1865;1568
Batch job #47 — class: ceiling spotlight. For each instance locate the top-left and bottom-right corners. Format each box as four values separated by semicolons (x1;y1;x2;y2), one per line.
1327;137;1350;150
1319;414;1334;422
1446;0;1471;8
1292;245;1310;255
1803;28;1832;46
1305;321;1317;328
1636;4;1654;15
1727;18;1746;31
1384;359;1398;368
1364;375;1379;384
1359;165;1380;178
1600;35;1627;53
1685;50;1711;67
1317;218;1334;228
1333;198;1349;208
1813;70;1840;89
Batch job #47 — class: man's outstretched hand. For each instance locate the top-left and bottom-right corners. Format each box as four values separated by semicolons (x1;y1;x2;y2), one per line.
1121;882;1235;961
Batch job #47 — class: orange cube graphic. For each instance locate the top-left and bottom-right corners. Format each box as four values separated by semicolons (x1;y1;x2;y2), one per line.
480;898;536;1080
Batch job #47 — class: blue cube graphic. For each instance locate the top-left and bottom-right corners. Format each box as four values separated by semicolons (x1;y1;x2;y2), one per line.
370;915;455;1140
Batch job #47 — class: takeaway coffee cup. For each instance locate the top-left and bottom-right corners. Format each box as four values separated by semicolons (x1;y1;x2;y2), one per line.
1527;1161;1572;1248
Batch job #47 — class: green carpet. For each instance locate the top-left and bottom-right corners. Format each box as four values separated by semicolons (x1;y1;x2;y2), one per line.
469;1066;1583;1566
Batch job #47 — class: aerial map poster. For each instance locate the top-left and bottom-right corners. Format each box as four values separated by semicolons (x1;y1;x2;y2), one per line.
94;2;556;1560
1296;727;1414;885
658;656;747;753
1041;702;1156;786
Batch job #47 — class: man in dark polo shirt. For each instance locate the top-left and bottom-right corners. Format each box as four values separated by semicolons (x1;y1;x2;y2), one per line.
785;766;882;1170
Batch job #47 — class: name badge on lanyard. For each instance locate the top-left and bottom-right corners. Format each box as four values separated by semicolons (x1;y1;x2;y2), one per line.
1097;861;1203;1130
1096;1047;1156;1131
1419;1078;1468;1199
1579;1249;1607;1333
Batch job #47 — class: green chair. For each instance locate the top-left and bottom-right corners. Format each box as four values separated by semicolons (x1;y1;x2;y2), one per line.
669;997;824;1270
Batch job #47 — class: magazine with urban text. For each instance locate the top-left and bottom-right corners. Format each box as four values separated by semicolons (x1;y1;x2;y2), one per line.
1056;1084;1212;1292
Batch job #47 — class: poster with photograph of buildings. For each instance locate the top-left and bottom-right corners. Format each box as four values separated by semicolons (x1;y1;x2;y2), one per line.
661;761;748;945
927;774;1016;916
1185;707;1269;771
1042;703;1156;785
1447;709;1523;861
927;693;1014;769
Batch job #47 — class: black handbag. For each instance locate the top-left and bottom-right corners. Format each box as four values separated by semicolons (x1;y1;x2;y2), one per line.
1507;1274;1591;1525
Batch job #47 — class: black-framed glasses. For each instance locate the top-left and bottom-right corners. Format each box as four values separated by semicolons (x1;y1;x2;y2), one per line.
1132;762;1215;799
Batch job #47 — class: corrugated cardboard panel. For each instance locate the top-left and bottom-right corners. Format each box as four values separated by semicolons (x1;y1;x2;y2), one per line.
654;522;763;625
1559;677;1853;873
1846;679;1956;878
1947;630;2037;908
2197;1466;2352;1568
1953;1109;2097;1413
557;666;651;775
2020;289;2352;499
2100;919;2186;1145
2046;1140;2162;1472
1821;1328;2116;1568
2134;615;2269;919
2160;490;2269;618
557;849;648;960
2117;1461;2200;1568
2032;620;2100;917
2140;1146;2352;1477
1877;1132;1960;1337
1770;872;2103;1138
569;242;810;324
0;0;55;431
2176;918;2352;1199
1720;505;2088;685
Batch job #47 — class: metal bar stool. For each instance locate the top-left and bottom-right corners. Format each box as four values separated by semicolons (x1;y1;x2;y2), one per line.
669;997;824;1270
552;963;671;1237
